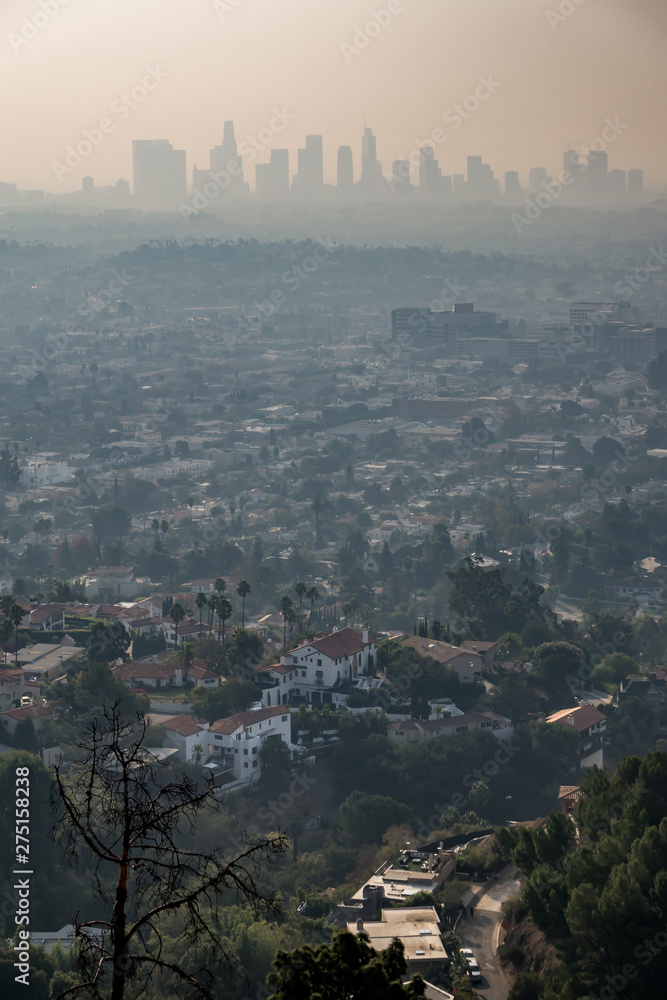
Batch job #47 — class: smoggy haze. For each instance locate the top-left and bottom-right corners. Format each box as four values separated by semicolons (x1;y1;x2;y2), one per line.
2;0;666;192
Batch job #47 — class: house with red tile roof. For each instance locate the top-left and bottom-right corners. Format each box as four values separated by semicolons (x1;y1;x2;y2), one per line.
159;715;210;762
207;705;291;781
254;627;375;708
0;703;52;737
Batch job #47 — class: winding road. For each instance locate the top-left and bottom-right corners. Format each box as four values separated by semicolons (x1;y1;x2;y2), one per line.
457;865;521;1000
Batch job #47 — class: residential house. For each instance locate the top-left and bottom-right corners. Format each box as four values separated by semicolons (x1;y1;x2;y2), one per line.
545;705;607;769
399;635;491;683
0;703;52;738
30;604;66;631
0;668;29;709
388;711;512;745
616;674;664;714
84;566;137;598
348;909;447;975
254;627;375;706
16;636;85;681
207;705;292;781
160;715;210;763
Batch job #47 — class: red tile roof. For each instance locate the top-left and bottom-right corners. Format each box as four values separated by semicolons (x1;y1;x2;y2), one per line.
161;715;207;737
292;627;370;661
209;705;286;735
1;704;52;722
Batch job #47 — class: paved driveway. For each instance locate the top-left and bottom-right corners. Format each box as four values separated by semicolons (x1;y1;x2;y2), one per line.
457;866;521;1000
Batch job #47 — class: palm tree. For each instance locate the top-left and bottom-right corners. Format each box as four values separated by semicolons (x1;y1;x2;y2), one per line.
214;577;226;596
169;601;185;648
195;591;207;630
294;581;307;612
217;597;232;647
236;580;251;627
192;743;203;765
9;602;25;664
151;519;160;545
279;595;293;649
206;595;217;635
307;586;320;624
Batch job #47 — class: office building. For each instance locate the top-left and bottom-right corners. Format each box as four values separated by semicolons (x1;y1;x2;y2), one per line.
360;126;382;194
255;149;289;199
607;169;627;199
528;167;549;191
419;147;442;195
132;139;187;210
337;145;354;191
293;135;324;195
193;121;248;198
391;159;411;194
504;171;522;199
628;169;644;196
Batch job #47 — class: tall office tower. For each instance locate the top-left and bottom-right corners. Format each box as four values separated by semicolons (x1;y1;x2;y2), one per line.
607;169;627;199
563;149;580;175
255;149;289;198
480;162;495;195
467;155;483;196
452;173;466;197
419;147;442;194
528;167;549;191
204;120;248;197
628;169;644;196
360;126;382;194
132;140;187;210
392;159;411;194
585;149;608;199
337;145;354;190
294;134;324;195
504;171;522;199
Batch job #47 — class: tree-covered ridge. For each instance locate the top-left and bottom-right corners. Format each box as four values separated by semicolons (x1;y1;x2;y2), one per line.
497;751;667;999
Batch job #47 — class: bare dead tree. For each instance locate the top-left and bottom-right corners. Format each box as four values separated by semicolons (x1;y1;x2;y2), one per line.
50;703;288;1000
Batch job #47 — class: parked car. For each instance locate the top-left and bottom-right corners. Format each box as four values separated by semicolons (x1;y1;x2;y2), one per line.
460;947;482;982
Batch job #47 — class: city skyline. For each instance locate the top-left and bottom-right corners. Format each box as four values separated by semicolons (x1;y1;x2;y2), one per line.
2;0;666;192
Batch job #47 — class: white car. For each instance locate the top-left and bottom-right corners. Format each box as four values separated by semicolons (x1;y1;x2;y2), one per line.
460;947;482;982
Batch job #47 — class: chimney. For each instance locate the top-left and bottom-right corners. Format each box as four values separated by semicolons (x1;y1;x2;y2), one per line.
356;918;364;931
362;627;369;644
566;715;574;725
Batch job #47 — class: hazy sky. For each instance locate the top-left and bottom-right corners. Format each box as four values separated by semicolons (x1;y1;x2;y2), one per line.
2;0;666;192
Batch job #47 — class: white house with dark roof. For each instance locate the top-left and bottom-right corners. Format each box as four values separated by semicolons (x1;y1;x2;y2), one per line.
253;627;375;706
207;705;292;780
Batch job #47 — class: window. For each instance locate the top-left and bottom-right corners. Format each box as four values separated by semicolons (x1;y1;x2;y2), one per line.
302;670;306;677
243;748;248;755
281;715;288;721
456;726;468;733
252;760;258;768
293;656;298;663
244;762;248;768
317;659;322;666
252;746;258;754
236;733;241;740
215;734;223;741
